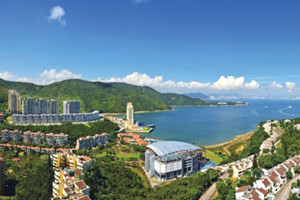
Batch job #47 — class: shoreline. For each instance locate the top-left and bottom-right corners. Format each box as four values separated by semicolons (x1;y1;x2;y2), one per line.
204;131;255;149
102;103;247;116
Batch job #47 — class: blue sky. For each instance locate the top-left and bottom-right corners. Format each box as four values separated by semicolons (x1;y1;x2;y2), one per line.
1;0;300;98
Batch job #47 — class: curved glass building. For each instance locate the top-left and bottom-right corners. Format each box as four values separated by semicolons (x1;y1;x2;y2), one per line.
145;141;204;181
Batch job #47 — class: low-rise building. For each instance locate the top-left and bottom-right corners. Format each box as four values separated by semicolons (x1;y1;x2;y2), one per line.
46;133;68;146
51;152;92;200
238;155;300;200
118;132;148;146
232;156;254;178
0;129;23;142
145;141;203;182
76;133;109;149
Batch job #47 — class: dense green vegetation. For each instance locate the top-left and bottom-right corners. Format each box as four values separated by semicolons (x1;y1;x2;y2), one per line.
257;119;300;169
84;158;219;200
1;148;53;199
15;157;53;200
0;119;119;145
0;78;210;113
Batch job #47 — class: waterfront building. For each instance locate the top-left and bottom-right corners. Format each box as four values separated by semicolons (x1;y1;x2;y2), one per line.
0;156;4;195
63;100;80;114
126;102;134;124
22;97;59;114
75;133;109;149
12;111;100;125
8;90;20;114
145;141;203;181
118;132;148;146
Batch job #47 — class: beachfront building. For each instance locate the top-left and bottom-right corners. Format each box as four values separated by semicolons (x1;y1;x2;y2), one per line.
8;90;20;114
12;111;100;125
63;100;81;114
145;141;203;181
75;133;109;150
126;102;134;125
118;132;148;146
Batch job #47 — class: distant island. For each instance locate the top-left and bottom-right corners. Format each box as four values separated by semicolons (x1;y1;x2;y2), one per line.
0;78;244;113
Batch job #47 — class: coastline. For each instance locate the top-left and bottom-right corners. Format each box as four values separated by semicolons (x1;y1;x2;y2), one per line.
204;131;255;149
102;103;247;116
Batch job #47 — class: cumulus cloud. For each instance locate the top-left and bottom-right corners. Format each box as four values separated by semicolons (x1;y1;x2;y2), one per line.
269;81;283;89
0;71;14;80
286;81;296;92
212;76;245;90
96;72;261;92
245;80;260;89
96;72;210;92
49;6;66;25
40;69;81;80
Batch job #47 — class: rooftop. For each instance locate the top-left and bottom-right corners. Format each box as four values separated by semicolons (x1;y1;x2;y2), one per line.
147;141;203;156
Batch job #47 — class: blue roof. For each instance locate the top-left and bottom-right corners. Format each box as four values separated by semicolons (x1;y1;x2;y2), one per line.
147;141;203;156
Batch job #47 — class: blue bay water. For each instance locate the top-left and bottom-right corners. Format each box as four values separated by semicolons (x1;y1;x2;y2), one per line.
129;100;300;145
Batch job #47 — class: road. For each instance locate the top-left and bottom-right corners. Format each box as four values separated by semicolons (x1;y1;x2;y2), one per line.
275;174;300;200
199;173;229;200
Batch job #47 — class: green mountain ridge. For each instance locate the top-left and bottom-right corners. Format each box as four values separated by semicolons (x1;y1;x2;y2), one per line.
0;78;208;113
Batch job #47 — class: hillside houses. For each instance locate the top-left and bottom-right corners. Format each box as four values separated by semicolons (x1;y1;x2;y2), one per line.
235;155;300;200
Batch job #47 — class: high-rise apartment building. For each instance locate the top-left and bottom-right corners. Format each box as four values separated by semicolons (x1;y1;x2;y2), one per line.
8;90;20;114
63;100;80;114
22;98;59;114
126;102;134;124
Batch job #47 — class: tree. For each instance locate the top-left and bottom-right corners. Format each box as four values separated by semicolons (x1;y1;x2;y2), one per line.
294;166;300;174
286;171;293;180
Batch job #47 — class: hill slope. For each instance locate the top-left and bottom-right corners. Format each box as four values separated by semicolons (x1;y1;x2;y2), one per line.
0;78;207;113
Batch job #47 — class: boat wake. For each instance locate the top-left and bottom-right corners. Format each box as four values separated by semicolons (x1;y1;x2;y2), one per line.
279;106;295;117
251;109;259;116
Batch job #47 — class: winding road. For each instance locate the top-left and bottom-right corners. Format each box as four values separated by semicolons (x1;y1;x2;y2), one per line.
275;174;300;200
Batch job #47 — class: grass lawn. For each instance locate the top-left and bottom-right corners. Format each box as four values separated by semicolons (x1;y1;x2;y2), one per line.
116;152;140;159
93;152;107;158
0;195;14;199
203;149;223;164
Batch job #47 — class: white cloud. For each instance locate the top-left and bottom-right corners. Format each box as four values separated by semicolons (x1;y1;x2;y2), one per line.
40;69;81;80
285;81;296;92
97;73;263;92
97;72;210;92
269;81;283;89
212;76;245;90
0;71;14;80
49;6;66;25
245;80;260;89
